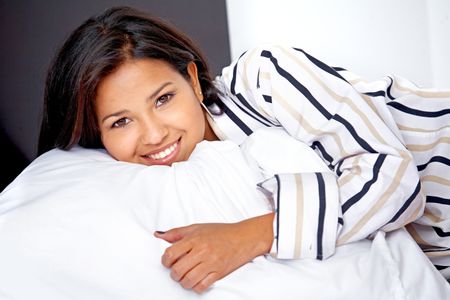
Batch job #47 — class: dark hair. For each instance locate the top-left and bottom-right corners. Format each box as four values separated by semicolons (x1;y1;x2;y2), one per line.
38;6;222;155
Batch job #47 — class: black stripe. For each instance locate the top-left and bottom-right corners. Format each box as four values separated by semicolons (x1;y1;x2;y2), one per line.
333;114;377;153
423;247;450;253
388;181;421;224
261;50;332;119
316;173;326;260
293;48;349;83
427;196;450;205
222;106;253;136
311;141;334;169
261;50;377;153
335;159;345;176
338;217;344;225
233;93;276;126
364;91;386;98
228;52;278;127
274;174;281;253
435;265;449;271
230;51;247;95
256;68;260;88
433;226;450;237
230;59;238;95
262;94;272;103
417;156;450;172
387;102;450;118
342;154;387;214
386;77;395;100
333;67;347;72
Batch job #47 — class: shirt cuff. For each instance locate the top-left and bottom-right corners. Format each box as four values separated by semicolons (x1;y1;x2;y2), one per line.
258;172;340;260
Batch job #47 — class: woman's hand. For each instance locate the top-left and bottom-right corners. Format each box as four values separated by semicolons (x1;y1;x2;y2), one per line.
154;213;274;293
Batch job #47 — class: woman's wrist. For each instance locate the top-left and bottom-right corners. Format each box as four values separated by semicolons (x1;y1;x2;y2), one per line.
240;212;275;257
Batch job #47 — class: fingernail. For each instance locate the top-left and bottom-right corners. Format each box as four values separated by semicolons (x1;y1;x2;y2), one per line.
155;230;166;234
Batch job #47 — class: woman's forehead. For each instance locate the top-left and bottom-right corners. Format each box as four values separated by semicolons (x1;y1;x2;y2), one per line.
99;59;182;90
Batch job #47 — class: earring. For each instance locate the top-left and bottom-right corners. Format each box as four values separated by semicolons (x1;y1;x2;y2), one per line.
200;101;213;117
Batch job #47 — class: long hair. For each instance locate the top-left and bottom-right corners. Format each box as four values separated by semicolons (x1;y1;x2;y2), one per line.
38;6;221;155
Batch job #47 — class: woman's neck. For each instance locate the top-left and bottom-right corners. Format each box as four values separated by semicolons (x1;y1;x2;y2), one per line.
203;113;220;141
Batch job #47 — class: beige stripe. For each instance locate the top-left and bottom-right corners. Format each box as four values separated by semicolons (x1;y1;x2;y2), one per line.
406;224;431;247
397;124;450;133
272;89;348;157
393;79;450;98
351;77;450;99
258;71;271;81
293;174;304;258
407;137;450;152
361;93;384;120
337;151;411;244
349;78;368;85
278;47;390;146
423;208;445;223
421;175;450;186
383;196;424;232
425;250;450;258
242;48;258;91
406;201;425;224
338;156;362;187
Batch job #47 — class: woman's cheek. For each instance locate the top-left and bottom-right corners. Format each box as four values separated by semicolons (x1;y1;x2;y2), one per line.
103;130;135;160
102;133;118;156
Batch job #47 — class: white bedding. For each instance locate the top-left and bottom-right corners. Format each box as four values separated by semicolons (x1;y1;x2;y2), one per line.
0;129;449;299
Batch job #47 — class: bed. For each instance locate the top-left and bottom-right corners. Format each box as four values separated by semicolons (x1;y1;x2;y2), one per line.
0;128;448;299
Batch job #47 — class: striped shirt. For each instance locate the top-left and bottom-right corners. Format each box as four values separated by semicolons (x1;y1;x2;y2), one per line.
207;45;450;279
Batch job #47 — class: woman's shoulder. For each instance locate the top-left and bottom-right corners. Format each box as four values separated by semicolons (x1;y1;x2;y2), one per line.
216;44;303;81
234;43;296;59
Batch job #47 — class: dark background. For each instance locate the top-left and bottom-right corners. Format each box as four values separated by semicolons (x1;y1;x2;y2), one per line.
0;0;231;191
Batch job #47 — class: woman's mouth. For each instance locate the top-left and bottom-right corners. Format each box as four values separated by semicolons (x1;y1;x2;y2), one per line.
142;139;181;165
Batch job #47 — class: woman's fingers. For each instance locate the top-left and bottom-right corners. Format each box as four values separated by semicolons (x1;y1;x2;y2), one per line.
155;224;200;267
192;272;221;294
161;240;192;268
178;262;210;289
170;250;203;282
157;215;275;293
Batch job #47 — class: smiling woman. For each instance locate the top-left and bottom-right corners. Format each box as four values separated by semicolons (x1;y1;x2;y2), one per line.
37;7;273;292
95;59;218;166
38;6;221;156
35;5;450;294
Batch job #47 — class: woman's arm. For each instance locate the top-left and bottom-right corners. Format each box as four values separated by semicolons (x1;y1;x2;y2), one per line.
155;45;425;292
218;44;424;259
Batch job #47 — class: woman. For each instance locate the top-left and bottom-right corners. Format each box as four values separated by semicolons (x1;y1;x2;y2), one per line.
38;6;450;292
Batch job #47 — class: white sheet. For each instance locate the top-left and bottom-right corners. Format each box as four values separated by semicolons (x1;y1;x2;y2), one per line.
0;129;449;299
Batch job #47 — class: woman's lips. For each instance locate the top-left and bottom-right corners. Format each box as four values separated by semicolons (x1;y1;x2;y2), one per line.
141;139;181;166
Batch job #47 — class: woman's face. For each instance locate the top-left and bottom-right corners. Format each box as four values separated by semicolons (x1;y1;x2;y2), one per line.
95;58;212;166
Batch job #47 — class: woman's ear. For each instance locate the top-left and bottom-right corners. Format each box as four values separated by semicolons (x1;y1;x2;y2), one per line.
187;61;203;102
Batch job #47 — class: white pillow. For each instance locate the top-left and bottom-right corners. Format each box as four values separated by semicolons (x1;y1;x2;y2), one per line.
0;133;448;299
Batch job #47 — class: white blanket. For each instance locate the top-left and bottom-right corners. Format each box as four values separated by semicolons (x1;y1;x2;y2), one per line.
0;129;449;299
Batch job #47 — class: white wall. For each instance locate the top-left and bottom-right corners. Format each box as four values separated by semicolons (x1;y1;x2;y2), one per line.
226;0;450;88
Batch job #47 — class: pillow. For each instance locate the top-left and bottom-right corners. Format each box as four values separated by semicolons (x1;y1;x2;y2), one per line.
0;130;448;299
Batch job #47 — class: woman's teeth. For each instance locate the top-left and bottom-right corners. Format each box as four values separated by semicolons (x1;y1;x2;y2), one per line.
148;142;177;160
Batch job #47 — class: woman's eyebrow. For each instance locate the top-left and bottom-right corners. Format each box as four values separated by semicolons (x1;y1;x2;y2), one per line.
101;109;130;124
147;82;173;102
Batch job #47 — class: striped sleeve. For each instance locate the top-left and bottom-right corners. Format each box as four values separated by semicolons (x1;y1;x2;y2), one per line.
217;45;425;260
343;71;450;278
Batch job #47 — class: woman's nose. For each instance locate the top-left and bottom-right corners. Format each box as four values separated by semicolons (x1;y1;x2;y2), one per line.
140;117;168;145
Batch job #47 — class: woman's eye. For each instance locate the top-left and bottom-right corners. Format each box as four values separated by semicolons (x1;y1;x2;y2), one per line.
112;117;130;128
155;93;173;108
